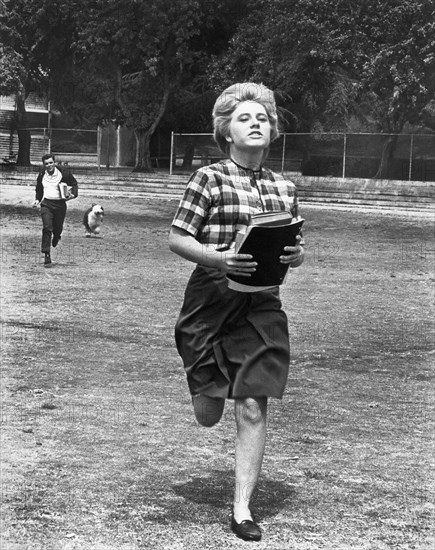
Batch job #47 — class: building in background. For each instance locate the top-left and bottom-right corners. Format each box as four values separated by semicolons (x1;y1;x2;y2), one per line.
0;94;50;164
0;95;136;168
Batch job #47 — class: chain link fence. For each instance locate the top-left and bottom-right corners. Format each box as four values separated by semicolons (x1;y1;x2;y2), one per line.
2;128;434;181
170;132;435;182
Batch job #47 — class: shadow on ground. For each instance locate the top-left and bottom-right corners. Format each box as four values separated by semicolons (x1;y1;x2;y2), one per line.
172;469;296;521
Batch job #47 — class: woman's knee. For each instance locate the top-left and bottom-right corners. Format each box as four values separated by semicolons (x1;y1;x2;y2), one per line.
235;397;267;425
192;395;225;427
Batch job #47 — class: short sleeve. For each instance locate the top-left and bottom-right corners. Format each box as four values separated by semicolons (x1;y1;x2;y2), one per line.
171;170;211;238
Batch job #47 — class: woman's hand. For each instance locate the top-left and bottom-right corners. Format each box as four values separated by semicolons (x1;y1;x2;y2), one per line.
280;235;304;268
216;251;257;277
169;226;257;275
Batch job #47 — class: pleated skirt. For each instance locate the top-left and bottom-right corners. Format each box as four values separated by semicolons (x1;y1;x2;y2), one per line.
175;265;290;399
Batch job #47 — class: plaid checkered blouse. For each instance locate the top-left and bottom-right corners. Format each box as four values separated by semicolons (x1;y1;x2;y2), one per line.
172;159;300;249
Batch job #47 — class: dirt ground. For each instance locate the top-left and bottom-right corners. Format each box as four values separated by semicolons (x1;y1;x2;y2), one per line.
0;184;434;550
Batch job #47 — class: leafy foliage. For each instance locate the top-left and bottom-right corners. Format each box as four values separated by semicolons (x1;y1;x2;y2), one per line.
1;0;434;169
0;0;84;163
65;0;247;169
0;46;25;95
208;0;435;134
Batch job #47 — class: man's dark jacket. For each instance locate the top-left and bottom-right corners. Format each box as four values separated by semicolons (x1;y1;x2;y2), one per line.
35;167;78;202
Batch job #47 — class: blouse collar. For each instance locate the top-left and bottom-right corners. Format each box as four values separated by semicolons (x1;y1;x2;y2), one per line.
229;158;263;178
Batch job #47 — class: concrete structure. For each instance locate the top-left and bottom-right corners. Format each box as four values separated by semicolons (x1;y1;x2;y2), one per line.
1;169;433;209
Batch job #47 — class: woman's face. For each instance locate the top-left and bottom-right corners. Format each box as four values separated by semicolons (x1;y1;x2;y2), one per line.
227;101;271;153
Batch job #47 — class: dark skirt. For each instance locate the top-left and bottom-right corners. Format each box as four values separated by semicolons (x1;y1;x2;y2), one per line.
175;265;290;399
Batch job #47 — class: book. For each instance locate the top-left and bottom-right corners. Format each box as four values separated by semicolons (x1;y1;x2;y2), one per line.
227;211;304;292
59;182;69;199
59;182;75;200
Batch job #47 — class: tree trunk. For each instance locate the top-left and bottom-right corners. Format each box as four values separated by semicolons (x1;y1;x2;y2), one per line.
374;135;398;179
132;79;171;172
133;129;154;172
15;91;31;166
181;137;200;170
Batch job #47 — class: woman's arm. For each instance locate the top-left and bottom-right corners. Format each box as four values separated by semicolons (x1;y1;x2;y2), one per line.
169;226;257;277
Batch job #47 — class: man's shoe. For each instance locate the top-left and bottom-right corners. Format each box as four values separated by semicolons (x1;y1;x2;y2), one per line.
52;235;61;247
231;513;262;542
44;253;52;266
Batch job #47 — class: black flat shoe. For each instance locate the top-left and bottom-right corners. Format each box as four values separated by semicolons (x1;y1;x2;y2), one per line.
231;513;262;542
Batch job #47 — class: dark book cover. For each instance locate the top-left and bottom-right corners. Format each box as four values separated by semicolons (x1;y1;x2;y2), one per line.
227;218;304;289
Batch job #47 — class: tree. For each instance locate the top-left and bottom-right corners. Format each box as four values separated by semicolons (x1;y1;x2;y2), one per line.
157;0;249;169
0;0;81;165
69;0;235;171
351;0;435;176
30;0;83;122
207;0;344;132
208;0;435;176
0;0;42;165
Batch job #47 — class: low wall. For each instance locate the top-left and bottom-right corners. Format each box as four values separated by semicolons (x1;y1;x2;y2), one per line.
292;175;434;208
52;152;99;167
1;168;433;208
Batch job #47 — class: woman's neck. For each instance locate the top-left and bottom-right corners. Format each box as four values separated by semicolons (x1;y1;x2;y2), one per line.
229;149;263;171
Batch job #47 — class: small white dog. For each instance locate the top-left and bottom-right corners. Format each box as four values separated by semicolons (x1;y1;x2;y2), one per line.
83;204;104;237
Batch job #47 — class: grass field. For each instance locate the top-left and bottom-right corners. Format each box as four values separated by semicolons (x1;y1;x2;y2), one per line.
1;188;434;549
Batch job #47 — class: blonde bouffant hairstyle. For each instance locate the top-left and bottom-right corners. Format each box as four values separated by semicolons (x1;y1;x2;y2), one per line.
212;82;280;156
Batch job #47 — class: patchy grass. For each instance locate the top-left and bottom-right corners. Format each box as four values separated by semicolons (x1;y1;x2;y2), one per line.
1;192;434;549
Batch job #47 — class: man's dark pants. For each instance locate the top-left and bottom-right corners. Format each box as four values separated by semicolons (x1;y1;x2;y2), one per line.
40;199;67;253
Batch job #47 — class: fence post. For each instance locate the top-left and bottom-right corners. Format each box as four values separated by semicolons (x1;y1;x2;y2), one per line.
116;126;120;168
408;134;414;181
47;100;51;154
281;133;286;175
169;131;174;176
97;126;102;171
342;133;347;179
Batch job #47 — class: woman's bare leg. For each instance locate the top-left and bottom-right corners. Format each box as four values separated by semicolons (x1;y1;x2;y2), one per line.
233;397;268;521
